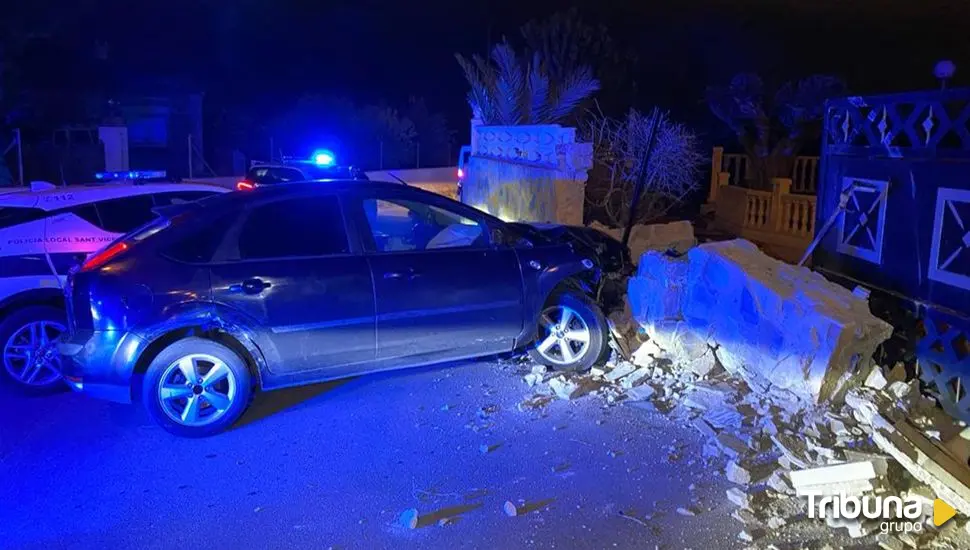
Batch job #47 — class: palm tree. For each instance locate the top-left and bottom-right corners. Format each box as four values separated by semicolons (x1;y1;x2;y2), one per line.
455;41;600;126
706;73;846;190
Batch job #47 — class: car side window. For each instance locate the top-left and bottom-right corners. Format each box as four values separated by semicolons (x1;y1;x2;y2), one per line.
361;197;486;253
93;195;157;233
152;191;218;206
237;195;349;260
163;212;237;264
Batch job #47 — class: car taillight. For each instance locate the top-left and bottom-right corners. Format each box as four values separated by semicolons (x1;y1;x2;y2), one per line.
236;180;255;191
81;241;129;272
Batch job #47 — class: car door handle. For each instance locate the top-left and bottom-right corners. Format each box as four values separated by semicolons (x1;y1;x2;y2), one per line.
383;269;420;280
230;278;271;295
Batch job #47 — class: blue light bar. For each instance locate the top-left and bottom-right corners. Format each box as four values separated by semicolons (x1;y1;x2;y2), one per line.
95;170;167;181
310;149;336;167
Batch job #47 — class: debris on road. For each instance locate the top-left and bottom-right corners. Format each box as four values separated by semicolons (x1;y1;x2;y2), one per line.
504;234;970;547
399;508;420;529
503;501;520;517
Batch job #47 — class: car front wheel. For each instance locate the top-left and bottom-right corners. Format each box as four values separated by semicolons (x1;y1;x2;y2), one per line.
0;306;68;394
528;291;609;372
142;337;254;437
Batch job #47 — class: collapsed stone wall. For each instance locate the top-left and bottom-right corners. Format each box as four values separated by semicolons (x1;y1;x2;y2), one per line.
627;238;893;406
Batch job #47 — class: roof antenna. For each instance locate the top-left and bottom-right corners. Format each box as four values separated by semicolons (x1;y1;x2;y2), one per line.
386;173;409;186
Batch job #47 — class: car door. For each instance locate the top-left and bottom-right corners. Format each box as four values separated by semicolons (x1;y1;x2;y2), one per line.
350;189;525;362
209;193;376;377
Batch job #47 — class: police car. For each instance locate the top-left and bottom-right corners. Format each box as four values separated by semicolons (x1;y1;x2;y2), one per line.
0;173;228;392
235;149;368;191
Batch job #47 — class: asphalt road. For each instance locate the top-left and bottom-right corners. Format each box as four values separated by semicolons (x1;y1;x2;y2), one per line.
1;357;744;550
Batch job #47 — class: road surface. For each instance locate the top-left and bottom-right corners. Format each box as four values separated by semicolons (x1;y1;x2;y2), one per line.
2;357;747;549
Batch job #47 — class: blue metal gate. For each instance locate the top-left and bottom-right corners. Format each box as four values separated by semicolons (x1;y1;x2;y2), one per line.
814;89;970;420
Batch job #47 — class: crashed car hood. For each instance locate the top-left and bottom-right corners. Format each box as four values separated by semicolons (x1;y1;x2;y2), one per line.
507;222;631;274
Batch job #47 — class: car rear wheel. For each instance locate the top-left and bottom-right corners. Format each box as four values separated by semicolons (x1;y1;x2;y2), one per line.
0;306;68;394
142;337;254;437
528;291;608;372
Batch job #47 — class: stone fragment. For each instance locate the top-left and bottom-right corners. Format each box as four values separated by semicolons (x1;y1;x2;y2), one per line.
548;376;582;400
691;418;717;440
770;432;812;469
766;516;786;529
624;385;656;402
703;405;744;430
886;380;912;400
726;487;749;508
738;528;765;542
789;460;888;488
605;362;638;382
766;470;794;494
731;508;759;525
716;434;749;459
503;501;519;517
726;459;775;486
865;367;888;390
399;508;420;529
619;367;652;389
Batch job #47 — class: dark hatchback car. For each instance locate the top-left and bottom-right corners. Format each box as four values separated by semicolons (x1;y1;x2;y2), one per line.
58;181;610;436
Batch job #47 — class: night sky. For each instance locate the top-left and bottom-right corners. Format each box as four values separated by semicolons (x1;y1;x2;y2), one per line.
7;0;970;143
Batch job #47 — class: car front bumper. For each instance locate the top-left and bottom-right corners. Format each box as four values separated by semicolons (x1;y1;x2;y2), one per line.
58;330;147;404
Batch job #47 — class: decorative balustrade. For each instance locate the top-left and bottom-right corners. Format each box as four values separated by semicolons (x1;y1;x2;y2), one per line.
743;190;772;229
778;193;817;238
708;147;819;200
710;175;817;263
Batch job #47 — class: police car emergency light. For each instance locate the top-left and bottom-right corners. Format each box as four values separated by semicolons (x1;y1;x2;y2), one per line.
310;149;336;167
95;170;167;181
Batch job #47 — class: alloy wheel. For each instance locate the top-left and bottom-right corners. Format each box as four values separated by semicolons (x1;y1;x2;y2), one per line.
535;305;592;366
158;354;238;427
3;320;67;387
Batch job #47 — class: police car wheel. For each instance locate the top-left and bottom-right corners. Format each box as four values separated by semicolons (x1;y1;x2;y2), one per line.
0;305;68;393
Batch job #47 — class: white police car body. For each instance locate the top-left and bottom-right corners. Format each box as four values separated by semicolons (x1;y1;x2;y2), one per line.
0;179;227;392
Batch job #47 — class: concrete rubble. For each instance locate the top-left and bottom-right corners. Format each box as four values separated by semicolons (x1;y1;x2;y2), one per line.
628;238;894;404
510;234;970;548
588;220;696;267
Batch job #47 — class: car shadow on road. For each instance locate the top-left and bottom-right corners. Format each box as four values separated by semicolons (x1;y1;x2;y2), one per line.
232;378;353;430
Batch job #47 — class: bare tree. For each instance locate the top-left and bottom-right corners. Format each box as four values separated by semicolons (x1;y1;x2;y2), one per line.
584;107;703;226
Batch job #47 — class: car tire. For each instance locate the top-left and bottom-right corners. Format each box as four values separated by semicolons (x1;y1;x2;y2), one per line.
142;337;254;437
528;291;609;372
0;305;68;394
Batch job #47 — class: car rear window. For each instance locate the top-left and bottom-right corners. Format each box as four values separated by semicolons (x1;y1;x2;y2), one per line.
0;207;49;229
